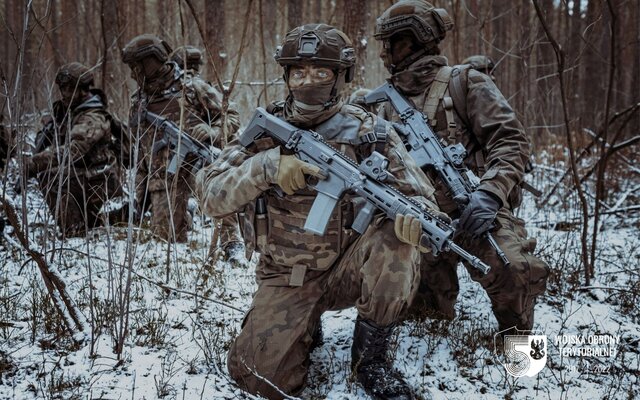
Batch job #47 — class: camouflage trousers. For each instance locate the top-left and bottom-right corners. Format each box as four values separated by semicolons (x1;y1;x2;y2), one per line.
136;162;192;242
219;213;242;246
40;170;122;238
227;218;420;399
410;209;550;332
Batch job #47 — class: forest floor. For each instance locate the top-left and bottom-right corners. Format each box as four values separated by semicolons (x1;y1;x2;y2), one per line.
0;149;639;400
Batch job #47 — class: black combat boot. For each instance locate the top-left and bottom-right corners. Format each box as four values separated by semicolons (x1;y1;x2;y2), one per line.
351;317;415;400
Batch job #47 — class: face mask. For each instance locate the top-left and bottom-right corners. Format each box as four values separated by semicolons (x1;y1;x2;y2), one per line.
289;81;335;106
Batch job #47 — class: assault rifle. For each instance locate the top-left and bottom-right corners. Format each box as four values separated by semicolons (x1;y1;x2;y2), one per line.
240;107;491;274
364;82;510;266
141;110;220;173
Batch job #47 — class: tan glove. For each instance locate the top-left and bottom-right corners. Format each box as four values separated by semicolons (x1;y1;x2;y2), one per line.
191;123;219;143
394;213;432;253
276;154;325;195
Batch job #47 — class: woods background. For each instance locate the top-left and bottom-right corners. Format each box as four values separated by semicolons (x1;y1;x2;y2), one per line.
1;0;639;146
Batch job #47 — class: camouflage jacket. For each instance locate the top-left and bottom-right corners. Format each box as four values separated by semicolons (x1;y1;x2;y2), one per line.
129;66;240;192
382;55;530;212
31;94;116;178
129;66;240;150
197;102;437;271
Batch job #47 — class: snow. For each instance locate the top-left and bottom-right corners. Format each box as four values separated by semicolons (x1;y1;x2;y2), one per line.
0;155;639;400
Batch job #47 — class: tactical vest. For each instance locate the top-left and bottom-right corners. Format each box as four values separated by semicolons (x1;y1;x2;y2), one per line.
401;65;528;210
240;105;388;286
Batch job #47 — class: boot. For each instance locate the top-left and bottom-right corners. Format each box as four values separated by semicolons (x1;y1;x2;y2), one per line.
351;317;415;400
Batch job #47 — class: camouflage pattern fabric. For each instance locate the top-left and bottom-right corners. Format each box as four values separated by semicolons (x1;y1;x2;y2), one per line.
197;102;437;398
130;67;240;242
226;217;420;398
381;55;549;331
31;97;122;237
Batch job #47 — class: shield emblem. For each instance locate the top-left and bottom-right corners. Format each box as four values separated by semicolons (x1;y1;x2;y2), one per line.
496;330;548;377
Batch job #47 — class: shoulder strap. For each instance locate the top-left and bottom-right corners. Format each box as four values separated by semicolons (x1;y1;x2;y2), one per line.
424;66;454;126
448;65;472;128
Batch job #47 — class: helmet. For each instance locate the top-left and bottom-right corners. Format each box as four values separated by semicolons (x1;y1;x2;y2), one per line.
275;23;356;82
462;55;495;72
171;45;204;71
122;34;173;65
374;0;453;49
55;62;94;88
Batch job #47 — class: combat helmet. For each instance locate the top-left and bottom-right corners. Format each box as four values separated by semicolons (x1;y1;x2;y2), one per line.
55;62;94;88
462;55;495;73
122;34;173;65
274;23;356;83
374;0;453;49
171;45;204;71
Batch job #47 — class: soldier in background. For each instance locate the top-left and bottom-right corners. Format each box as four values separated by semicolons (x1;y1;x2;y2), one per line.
25;62;122;238
374;0;549;333
462;55;496;81
197;23;445;399
122;34;242;247
169;44;245;260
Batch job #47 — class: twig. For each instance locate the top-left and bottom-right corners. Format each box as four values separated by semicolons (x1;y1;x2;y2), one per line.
0;195;87;341
533;0;593;284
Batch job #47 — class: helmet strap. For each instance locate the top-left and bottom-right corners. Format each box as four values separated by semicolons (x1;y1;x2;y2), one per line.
393;47;430;73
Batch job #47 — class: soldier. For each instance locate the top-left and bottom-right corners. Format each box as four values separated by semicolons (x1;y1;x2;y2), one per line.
462;55;496;81
170;45;204;74
374;0;549;333
197;24;444;399
122;34;241;246
25;62;122;238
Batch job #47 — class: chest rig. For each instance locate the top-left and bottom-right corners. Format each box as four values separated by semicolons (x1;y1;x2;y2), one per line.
243;105;388;286
135;73;208;142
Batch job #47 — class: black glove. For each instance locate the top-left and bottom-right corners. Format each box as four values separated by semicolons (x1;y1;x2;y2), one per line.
457;189;501;237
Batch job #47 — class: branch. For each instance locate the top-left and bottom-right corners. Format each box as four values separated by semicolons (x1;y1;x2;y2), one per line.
0;195;87;342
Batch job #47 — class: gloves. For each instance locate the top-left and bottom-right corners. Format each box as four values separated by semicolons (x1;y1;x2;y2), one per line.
190;123;219;144
394;214;431;253
276;154;325;195
457;189;501;237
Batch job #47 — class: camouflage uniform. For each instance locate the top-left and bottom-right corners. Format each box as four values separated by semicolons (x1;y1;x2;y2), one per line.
28;64;121;237
197;24;438;399
462;55;496;80
123;34;240;243
375;0;549;331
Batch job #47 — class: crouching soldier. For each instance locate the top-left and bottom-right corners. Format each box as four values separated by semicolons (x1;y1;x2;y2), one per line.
26;63;122;238
197;24;443;399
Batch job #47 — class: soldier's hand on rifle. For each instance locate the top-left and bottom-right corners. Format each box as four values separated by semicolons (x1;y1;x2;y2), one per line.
457;189;501;237
276;154;326;195
394;214;432;253
191;123;218;144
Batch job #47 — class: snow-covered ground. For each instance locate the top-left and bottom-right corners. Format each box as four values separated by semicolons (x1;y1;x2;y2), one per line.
1;153;639;400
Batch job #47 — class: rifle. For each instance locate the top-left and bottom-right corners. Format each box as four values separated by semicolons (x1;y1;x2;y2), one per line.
364;82;510;266
141;110;220;174
240;107;490;274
